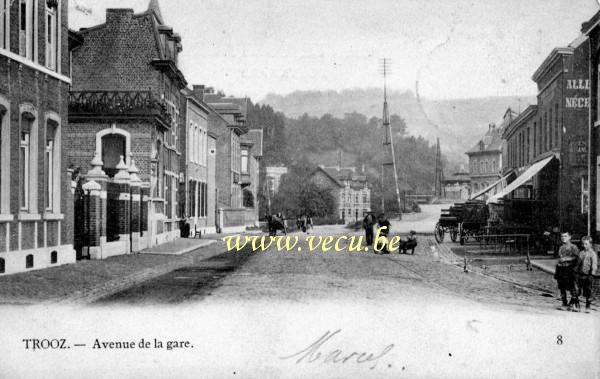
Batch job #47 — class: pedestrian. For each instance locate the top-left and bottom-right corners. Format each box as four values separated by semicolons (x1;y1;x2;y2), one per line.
362;212;375;246
306;215;313;234
554;231;580;310
576;236;598;312
375;213;391;254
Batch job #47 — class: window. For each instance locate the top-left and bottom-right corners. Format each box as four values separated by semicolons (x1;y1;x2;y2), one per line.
50;251;57;264
0;101;7;214
526;127;530;164
0;0;8;50
241;150;248;174
45;2;58;70
44;119;59;212
548;108;553;150
20;121;31;210
492;160;497;173
555;103;559;148
533;121;537;157
19;0;35;60
25;254;33;269
0;257;4;273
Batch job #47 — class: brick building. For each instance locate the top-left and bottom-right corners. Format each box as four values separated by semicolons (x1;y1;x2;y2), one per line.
490;36;590;237
467;108;515;200
67;1;187;259
180;88;212;236
0;0;76;275
582;13;600;239
311;165;371;222
192;86;250;233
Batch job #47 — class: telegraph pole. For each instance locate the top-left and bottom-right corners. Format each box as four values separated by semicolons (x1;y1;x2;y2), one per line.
380;58;403;219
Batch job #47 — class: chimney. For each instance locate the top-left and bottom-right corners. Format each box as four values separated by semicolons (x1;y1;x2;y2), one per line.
106;9;133;26
192;85;205;101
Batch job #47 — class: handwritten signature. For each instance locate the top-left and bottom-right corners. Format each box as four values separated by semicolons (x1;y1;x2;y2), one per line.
280;329;394;370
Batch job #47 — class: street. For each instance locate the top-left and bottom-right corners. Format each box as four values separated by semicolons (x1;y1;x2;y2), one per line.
95;205;564;312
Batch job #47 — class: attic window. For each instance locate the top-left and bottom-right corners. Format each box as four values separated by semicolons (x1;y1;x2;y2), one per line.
46;0;58;9
479;141;484;151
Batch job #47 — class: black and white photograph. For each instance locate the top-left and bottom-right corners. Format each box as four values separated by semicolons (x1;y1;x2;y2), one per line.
0;0;599;377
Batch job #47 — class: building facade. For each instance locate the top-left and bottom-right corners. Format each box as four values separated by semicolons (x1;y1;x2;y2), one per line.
180;88;212;236
582;13;600;239
466;108;515;198
311;166;371;222
443;167;471;200
192;86;250;233
0;0;75;275
241;129;263;227
493;38;590;236
67;2;186;259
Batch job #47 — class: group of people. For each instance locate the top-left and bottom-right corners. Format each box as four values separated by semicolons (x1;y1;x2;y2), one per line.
362;212;417;254
296;215;314;233
555;231;598;312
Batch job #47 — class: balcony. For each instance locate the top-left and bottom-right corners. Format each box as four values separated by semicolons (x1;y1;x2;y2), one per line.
68;91;172;126
240;172;251;186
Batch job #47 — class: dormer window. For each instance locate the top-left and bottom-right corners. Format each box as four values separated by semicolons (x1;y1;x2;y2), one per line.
479;141;484;151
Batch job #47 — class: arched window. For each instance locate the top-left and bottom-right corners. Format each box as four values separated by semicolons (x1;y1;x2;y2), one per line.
45;115;60;212
101;134;126;178
20;107;37;212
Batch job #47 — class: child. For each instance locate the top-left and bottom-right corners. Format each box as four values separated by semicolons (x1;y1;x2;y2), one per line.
576;236;598;312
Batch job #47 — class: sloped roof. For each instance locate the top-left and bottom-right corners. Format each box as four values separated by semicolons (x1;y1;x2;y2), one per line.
467;108;515;155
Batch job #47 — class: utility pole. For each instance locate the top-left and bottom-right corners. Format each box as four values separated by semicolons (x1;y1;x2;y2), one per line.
380;58;403;219
434;137;445;198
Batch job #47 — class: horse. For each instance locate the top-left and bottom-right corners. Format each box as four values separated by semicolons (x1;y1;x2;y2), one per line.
266;214;287;236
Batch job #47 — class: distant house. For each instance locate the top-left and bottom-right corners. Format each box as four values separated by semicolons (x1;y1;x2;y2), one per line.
311;165;370;222
443;166;470;200
466;108;516;200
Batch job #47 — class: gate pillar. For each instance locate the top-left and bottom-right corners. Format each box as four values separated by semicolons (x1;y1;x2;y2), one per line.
113;155;131;254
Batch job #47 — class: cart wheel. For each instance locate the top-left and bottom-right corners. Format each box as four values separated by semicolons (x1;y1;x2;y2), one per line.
450;228;458;242
434;223;445;243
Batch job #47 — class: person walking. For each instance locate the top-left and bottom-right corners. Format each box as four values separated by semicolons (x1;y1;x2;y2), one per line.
362;212;376;246
554;231;580;310
376;213;391;254
576;236;598;312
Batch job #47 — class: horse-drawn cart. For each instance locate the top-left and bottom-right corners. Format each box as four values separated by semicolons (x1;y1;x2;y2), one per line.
434;200;488;244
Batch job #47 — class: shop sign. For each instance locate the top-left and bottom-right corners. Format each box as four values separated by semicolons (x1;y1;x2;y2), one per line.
565;79;590;109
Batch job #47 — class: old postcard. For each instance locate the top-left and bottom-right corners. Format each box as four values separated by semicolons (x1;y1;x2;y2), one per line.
0;0;599;378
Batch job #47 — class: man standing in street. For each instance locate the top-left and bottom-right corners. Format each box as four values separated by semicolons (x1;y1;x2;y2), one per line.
555;231;580;310
375;213;391;254
576;236;598;312
362;212;376;246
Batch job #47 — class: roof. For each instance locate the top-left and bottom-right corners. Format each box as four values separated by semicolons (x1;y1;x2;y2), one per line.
531;47;574;83
147;0;164;24
503;105;538;140
467;108;515;155
319;166;368;185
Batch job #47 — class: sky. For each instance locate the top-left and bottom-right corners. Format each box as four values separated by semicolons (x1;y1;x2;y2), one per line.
69;0;600;101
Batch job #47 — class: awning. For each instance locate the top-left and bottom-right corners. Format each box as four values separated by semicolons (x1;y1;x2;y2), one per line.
469;173;512;200
487;156;555;204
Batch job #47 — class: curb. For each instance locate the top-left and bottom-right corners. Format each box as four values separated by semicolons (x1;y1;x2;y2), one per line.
142;240;217;256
